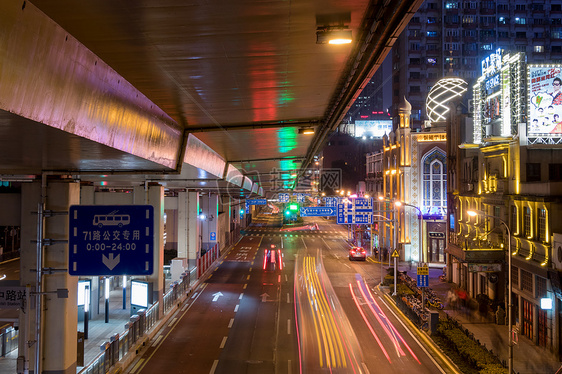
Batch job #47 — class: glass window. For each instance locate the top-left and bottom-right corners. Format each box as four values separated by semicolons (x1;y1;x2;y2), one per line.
512;265;519;289
521;269;533;292
534;45;545;53
511;205;518;233
553;28;562;39
526;163;541;182
515;17;526;25
524;207;531;238
422;150;447;209
536;276;547;298
538;208;546;241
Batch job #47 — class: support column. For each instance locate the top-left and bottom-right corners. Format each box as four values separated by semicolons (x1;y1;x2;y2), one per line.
177;191;189;259
200;193;218;251
133;184;164;318
187;191;199;267
19;180;80;374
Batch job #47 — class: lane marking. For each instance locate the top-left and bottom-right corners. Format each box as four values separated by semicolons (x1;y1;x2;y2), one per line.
243;283;247;289
234;304;239;312
219;336;228;348
130;358;145;373
287;319;291;334
288;360;292;374
209;359;219;374
228;318;234;328
247;275;251;280
168;317;178;327
287;293;290;303
151;335;163;348
239;293;244;299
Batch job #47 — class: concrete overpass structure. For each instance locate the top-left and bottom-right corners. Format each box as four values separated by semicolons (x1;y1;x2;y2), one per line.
0;1;422;373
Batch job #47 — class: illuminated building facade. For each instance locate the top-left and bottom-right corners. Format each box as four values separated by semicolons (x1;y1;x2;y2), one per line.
447;48;562;355
378;97;448;264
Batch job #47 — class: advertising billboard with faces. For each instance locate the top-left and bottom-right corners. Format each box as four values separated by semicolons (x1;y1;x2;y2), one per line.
528;66;562;137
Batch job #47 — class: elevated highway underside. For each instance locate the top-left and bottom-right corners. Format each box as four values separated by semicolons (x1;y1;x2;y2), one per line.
0;0;422;195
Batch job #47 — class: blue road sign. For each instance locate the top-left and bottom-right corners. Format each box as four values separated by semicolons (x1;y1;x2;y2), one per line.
296;194;306;203
210;232;216;241
69;205;154;276
299;206;337;217
417;274;429;288
246;199;267;205
278;193;290;203
336;198;374;224
323;197;338;207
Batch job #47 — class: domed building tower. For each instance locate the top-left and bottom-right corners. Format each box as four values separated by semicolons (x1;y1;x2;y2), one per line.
380;79;465;265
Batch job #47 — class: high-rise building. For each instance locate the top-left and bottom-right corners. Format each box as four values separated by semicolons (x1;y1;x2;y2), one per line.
392;0;562;130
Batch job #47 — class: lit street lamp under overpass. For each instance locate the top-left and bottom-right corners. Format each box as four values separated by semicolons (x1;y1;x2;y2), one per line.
467;210;513;374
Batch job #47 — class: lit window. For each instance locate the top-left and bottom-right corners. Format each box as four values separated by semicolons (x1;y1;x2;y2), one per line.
534;45;545;53
427;58;437;65
422;150;447;210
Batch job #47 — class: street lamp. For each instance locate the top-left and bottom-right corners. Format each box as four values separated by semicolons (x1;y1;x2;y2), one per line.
395;201;423;264
372;214;394;285
467;210;512;374
378;196;400;295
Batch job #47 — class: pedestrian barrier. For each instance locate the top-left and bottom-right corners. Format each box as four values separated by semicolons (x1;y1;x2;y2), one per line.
197;243;219;277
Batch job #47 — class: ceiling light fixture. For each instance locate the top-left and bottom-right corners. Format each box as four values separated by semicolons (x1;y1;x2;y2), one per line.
298;127;315;135
316;26;352;45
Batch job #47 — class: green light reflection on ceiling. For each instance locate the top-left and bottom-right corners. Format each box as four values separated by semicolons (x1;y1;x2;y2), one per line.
278;128;297;154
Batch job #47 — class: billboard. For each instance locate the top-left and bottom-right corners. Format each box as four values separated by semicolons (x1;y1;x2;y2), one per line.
528;66;562;137
354;120;392;138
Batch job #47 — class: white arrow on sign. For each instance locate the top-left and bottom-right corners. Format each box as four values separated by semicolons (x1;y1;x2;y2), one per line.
102;253;120;270
212;292;223;302
260;293;270;302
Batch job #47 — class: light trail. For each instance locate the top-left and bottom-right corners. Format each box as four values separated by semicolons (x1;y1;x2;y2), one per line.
348;283;392;363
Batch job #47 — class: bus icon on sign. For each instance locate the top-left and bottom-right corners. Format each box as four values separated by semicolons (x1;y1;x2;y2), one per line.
93;211;131;228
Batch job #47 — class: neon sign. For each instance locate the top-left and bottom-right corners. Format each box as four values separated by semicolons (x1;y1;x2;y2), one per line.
481;48;503;78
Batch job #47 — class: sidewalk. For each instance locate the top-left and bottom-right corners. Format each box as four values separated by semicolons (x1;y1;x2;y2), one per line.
0;275;185;374
398;264;562;374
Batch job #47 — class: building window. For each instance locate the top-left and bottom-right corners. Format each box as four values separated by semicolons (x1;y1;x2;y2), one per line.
410;86;420;93
554;4;562;12
515;4;526;11
445;1;458;9
516;31;527;38
530;4;544;11
526;163;541;182
498;17;508;25
549;164;562;180
553;28;562;39
538;208;546;242
515;17;526;25
494;206;501;232
410;43;420;50
554;46;562;53
462;15;476;24
516;45;527;52
536;275;547;298
534;45;545;53
524;207;531;238
445;29;460;37
422;149;447;210
427;17;438;24
427;58;438;65
498;31;509;38
553;18;562;25
410;30;421;37
497;4;508;12
512;265;519;289
409;72;421;79
427;31;439;37
511;205;518;233
464;1;477;10
521;269;533;292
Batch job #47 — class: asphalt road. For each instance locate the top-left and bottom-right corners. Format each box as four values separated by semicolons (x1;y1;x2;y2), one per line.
126;214;449;374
